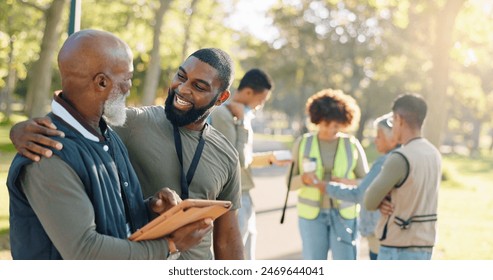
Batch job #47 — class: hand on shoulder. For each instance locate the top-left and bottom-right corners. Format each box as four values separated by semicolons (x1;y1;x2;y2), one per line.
226;101;244;120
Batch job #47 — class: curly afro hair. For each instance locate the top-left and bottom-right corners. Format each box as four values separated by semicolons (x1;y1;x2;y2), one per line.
305;88;360;128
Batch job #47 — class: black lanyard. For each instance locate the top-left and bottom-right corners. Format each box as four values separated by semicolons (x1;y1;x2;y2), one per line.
172;124;206;199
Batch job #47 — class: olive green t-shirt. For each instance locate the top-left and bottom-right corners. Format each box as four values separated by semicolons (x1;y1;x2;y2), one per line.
114;106;242;260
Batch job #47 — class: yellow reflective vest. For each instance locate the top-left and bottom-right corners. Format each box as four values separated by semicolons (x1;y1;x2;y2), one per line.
297;132;360;220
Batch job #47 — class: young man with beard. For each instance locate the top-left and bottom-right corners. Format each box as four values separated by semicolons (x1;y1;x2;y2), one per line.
7;29;212;259
10;47;244;260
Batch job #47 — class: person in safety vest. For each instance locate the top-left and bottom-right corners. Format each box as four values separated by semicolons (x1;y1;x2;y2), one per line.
287;88;369;260
306;113;399;260
364;93;441;260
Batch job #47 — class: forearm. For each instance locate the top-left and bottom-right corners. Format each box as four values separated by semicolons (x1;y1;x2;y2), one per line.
328;157;385;203
363;174;395;211
22;157;169;260
213;210;244;259
73;229;168;260
326;182;362;203
364;154;407;211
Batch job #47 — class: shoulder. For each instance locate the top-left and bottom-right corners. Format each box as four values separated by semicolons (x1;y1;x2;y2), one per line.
205;125;239;160
387;151;409;167
299;132;316;141
209;106;234;127
337;133;363;149
210;105;234;128
125;105;166;125
337;132;358;142
19;155;78;185
422;138;441;155
293;133;311;149
211;105;232;118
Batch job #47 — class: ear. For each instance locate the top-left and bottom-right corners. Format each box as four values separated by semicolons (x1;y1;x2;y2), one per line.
215;90;231;105
93;73;111;92
396;113;404;127
243;88;254;97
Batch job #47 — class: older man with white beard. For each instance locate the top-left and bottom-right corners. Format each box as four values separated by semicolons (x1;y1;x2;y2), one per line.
103;87;130;127
6;29;212;260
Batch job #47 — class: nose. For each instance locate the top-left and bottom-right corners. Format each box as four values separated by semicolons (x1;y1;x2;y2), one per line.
177;81;192;95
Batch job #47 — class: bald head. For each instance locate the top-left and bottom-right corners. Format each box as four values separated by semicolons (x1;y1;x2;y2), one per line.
58;29;133;94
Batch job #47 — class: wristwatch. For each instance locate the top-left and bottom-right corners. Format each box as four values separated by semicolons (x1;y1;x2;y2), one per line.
166;238;181;260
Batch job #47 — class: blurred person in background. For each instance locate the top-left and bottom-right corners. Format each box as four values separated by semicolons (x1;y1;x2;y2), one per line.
288;88;369;260
210;68;291;260
308;112;399;260
364;93;441;260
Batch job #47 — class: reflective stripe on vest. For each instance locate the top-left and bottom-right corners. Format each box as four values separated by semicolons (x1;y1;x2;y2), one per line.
297;133;360;220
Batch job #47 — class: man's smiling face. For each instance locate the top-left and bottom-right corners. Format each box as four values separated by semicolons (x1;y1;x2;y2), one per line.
165;56;223;127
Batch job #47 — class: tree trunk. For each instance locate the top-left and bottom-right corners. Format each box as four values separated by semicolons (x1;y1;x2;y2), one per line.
1;68;16;121
25;0;69;118
469;118;482;157
181;0;200;61
424;0;465;148
141;0;173;106
356;110;368;142
1;30;17;120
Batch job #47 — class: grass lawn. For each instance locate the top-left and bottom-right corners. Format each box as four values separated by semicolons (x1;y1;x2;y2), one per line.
1;126;492;259
433;154;493;259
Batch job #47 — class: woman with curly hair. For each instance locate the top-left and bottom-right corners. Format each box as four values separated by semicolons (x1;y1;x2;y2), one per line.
288;88;369;260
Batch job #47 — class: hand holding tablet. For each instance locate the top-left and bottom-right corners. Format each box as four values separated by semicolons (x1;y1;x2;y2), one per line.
129;199;232;241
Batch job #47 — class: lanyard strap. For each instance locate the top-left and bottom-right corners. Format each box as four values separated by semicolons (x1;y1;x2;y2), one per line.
173;124;206;199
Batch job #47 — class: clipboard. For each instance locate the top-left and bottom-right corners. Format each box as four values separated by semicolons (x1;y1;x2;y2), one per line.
129;199;232;241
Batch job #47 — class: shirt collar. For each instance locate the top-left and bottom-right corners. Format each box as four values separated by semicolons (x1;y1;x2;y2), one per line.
51;92;106;142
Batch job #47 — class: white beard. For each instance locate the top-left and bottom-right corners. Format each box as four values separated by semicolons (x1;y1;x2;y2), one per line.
103;88;129;127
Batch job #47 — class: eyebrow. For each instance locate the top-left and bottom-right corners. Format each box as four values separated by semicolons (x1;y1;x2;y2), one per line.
178;66;211;88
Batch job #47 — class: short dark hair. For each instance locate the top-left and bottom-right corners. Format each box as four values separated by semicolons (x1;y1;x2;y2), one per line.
392;93;427;128
306;88;360;127
238;68;273;93
190;48;234;93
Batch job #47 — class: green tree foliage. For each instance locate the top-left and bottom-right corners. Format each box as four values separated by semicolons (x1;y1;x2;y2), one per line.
2;0;493;152
0;0;57;120
239;0;410;138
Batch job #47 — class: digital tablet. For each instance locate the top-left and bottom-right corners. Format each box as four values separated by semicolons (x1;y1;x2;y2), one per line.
129;199;232;241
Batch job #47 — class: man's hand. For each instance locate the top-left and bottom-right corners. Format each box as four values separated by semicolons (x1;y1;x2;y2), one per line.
301;173;326;193
301;172;319;185
226;101;244;120
168;218;213;252
378;198;394;216
149;187;182;215
10;117;64;162
268;153;292;166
